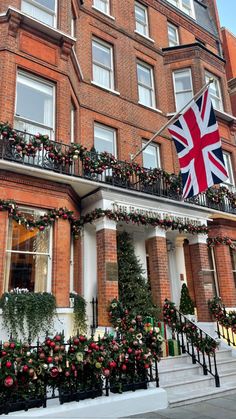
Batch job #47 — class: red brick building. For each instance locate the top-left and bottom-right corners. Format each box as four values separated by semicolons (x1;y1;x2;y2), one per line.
221;27;236;117
0;0;236;337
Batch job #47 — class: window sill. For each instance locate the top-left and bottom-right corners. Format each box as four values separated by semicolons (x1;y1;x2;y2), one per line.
92;6;115;20
138;102;162;114
134;30;155;43
91;81;120;96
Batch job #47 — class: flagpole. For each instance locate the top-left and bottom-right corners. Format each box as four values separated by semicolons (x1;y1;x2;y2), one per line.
131;78;214;162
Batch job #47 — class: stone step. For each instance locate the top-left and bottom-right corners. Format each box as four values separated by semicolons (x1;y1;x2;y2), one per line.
168;384;236;408
159;363;204;385
161;374;216;392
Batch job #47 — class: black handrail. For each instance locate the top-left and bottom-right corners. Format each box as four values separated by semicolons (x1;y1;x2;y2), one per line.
215;306;236;348
168;308;220;387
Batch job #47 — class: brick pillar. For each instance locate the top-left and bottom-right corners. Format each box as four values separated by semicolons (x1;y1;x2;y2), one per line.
214;244;236;306
146;228;171;309
95;218;118;327
52;218;71;307
0;211;8;294
189;235;214;321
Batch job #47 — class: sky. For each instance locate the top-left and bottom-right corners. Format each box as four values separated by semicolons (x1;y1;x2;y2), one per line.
216;0;236;35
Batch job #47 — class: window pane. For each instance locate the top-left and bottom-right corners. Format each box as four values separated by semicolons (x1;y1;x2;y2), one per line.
168;24;178;46
93;64;110;88
5;215;50;292
135;5;146;23
223;153;234;185
35;0;55;10
16;74;53;128
136;21;146;35
93;41;111;68
138;85;152;107
137;64;152;87
22;0;55;26
94;125;115;154
175;91;193;110
175;71;192;91
143;144;159;168
94;0;108;13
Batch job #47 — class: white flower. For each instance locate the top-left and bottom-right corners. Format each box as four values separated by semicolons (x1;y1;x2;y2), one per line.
157;335;164;342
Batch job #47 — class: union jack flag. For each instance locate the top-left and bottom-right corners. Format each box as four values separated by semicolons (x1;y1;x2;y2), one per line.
168;88;228;199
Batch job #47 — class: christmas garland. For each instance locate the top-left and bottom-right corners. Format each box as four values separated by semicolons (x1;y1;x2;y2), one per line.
163;300;218;355
208;297;236;332
0;200;209;236
207;236;236;250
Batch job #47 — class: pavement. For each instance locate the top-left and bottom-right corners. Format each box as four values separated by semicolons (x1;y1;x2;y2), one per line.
4;392;236;419
125;392;236;419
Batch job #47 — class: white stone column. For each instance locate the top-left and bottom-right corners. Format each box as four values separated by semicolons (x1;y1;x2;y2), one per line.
174;237;187;306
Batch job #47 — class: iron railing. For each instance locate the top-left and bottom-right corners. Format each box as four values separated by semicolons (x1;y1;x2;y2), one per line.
90;297;98;336
169;309;220;387
215;306;236;348
0;129;236;215
0;335;159;415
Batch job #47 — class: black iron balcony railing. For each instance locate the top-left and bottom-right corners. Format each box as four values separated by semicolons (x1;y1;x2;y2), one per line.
0;127;236;215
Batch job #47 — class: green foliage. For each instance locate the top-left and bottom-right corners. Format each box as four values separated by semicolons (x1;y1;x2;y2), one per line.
117;232;159;319
0;291;56;340
179;283;195;315
70;293;87;334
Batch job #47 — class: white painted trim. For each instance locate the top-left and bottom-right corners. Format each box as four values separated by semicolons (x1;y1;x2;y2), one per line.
134;30;154;43
147;227;166;239
188;234;208;245
138;101;163;114
92;5;115;20
94;218;117;231
56;308;74;314
91;81;120;96
7;7;76;41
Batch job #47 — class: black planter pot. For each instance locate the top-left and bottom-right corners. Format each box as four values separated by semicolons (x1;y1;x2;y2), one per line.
59;387;103;404
0;397;44;415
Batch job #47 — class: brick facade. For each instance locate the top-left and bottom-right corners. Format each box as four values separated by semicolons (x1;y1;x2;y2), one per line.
0;0;236;330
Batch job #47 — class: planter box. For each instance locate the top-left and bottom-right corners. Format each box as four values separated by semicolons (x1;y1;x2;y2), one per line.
59;387;103;404
110;380;148;394
0;397;44;415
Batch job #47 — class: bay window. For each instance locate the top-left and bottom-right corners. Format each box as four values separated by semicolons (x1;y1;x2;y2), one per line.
205;72;223;111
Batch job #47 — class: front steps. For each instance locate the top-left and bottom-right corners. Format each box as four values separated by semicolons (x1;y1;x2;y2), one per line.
159;347;236;407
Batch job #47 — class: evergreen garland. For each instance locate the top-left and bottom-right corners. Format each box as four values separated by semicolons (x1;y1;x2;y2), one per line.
179;284;195;315
117;232;159;319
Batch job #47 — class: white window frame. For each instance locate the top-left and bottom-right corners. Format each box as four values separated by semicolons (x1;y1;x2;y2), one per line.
223;151;235;190
208;247;220;297
15;70;55;139
142;141;161;169
93;0;110;16
92;38;114;90
135;2;149;38
230;245;236;287
166;0;195;19
71;102;76;143
137;61;156;109
71;7;76;37
173;68;193;112
94;123;117;157
167;22;179;47
5;207;52;293
205;71;224;111
21;0;57;27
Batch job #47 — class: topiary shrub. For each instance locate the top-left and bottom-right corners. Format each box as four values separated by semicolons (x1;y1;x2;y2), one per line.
179;283;195;315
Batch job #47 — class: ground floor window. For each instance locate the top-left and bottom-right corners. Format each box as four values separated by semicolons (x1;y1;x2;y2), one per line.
5;209;52;292
208;247;219;297
230;247;236;287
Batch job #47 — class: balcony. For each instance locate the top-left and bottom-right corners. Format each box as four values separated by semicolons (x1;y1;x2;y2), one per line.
0;125;236;215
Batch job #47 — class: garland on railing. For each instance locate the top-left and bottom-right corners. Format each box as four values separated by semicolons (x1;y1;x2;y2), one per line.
163;300;218;355
2;122;236;209
208;297;236;332
0;200;209;236
206;186;236;209
207;237;236;250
